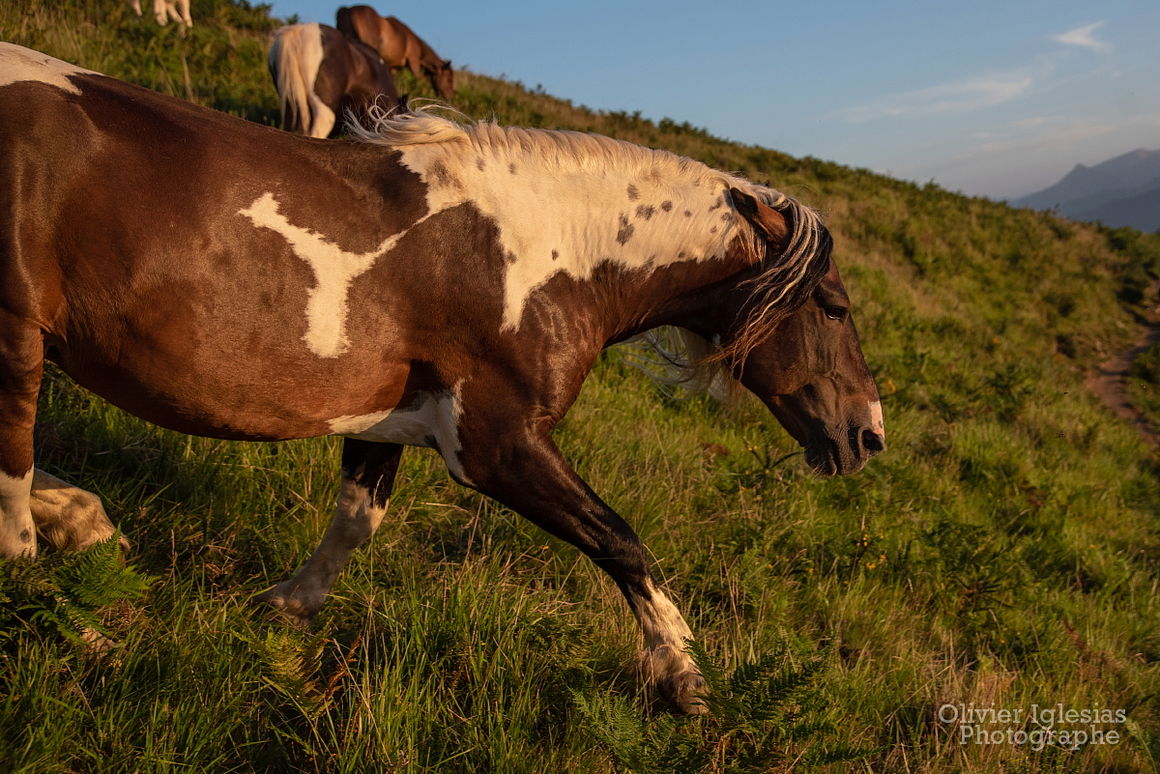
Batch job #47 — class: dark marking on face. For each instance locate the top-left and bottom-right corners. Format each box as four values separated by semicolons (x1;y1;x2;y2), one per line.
617;214;635;245
627;184;640;201
708;196;724;211
684;210;693;218
661;200;673;212
508;163;518;175
710;226;718;234
635;204;655;220
506;251;518;264
19;529;31;543
551;249;559;261
721;212;734;222
476;157;486;171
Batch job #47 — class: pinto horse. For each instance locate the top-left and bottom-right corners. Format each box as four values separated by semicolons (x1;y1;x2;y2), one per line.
336;6;454;100
269;23;399;139
0;44;884;712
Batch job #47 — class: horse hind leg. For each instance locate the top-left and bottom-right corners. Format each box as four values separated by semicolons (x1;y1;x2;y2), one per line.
0;319;44;558
30;469;128;553
306;94;337;139
257;440;402;623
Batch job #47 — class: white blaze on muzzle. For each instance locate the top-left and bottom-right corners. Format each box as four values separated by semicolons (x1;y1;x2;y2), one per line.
869;400;885;439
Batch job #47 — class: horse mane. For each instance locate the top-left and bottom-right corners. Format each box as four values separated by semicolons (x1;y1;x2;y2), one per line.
349;107;831;375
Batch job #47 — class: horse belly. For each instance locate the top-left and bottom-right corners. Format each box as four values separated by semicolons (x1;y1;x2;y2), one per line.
49;231;412;441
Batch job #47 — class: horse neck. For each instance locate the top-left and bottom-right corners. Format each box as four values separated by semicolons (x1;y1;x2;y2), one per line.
370;124;763;342
601;245;755;343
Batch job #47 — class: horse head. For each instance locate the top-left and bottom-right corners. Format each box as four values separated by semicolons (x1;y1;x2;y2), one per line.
713;190;884;476
430;59;454;100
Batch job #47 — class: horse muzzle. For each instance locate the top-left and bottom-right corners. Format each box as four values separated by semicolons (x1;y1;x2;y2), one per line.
804;421;885;476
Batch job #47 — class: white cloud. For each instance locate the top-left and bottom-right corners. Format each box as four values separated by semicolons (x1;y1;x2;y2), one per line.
836;71;1034;124
1051;22;1109;52
1009;115;1063;130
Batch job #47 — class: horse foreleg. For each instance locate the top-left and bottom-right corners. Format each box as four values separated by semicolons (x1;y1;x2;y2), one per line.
459;422;707;713
257;439;402;624
29;469;128;553
0;320;42;559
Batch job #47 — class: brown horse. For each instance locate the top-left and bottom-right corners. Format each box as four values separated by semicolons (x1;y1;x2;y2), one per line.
269;22;399;139
336;6;454;100
0;44;883;713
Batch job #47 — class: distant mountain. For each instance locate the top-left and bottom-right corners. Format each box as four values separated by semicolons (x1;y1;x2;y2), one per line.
1014;148;1160;232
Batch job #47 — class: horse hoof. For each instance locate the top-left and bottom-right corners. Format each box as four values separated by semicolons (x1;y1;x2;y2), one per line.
660;669;709;714
253;585;316;627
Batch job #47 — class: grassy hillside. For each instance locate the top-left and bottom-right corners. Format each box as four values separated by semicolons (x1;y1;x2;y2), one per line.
3;1;1160;772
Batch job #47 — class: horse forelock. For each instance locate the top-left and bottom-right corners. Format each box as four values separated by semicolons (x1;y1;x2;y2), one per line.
717;199;831;367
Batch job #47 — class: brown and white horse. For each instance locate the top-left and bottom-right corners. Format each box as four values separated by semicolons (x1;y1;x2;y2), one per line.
0;43;883;712
269;23;399;139
336;6;454;100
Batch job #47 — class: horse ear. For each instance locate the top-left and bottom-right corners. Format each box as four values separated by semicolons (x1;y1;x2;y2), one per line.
729;187;790;250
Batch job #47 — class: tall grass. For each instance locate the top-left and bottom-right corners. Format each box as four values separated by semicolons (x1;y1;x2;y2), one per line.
3;0;1160;771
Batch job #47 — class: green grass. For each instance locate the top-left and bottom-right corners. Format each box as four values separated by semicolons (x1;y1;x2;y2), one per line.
4;0;1160;771
1127;339;1160;431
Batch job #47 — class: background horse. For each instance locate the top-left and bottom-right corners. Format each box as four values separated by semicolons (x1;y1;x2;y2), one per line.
129;0;192;28
336;5;454;100
268;22;399;139
0;43;882;713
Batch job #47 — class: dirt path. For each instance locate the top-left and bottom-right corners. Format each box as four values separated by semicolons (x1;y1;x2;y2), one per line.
1085;281;1160;448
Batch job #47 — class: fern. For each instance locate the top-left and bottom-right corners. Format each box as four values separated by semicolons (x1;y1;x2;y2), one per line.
575;638;873;773
0;533;153;646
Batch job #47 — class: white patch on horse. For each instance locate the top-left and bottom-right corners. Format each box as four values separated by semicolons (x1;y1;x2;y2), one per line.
259;477;387;621
239;192;406;358
869;399;885;438
330;382;471;484
0;470;36;558
382;127;747;330
636;579;695;651
0;43;97;96
633;579;699;698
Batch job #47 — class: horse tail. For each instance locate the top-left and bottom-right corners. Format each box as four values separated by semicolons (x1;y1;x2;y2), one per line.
269;24;323;135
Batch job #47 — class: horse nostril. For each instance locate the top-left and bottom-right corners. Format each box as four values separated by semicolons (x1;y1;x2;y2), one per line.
862;429;885;455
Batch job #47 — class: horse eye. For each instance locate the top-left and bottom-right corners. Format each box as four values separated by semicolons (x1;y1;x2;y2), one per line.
823;305;848;321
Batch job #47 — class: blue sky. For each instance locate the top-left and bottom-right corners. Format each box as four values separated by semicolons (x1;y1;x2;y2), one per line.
266;0;1160;200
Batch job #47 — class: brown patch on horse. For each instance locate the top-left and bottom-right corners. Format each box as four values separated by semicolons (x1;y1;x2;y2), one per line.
627;184;640;200
661;200;673;212
429;159;460;189
617;214;635;245
635;204;655;221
